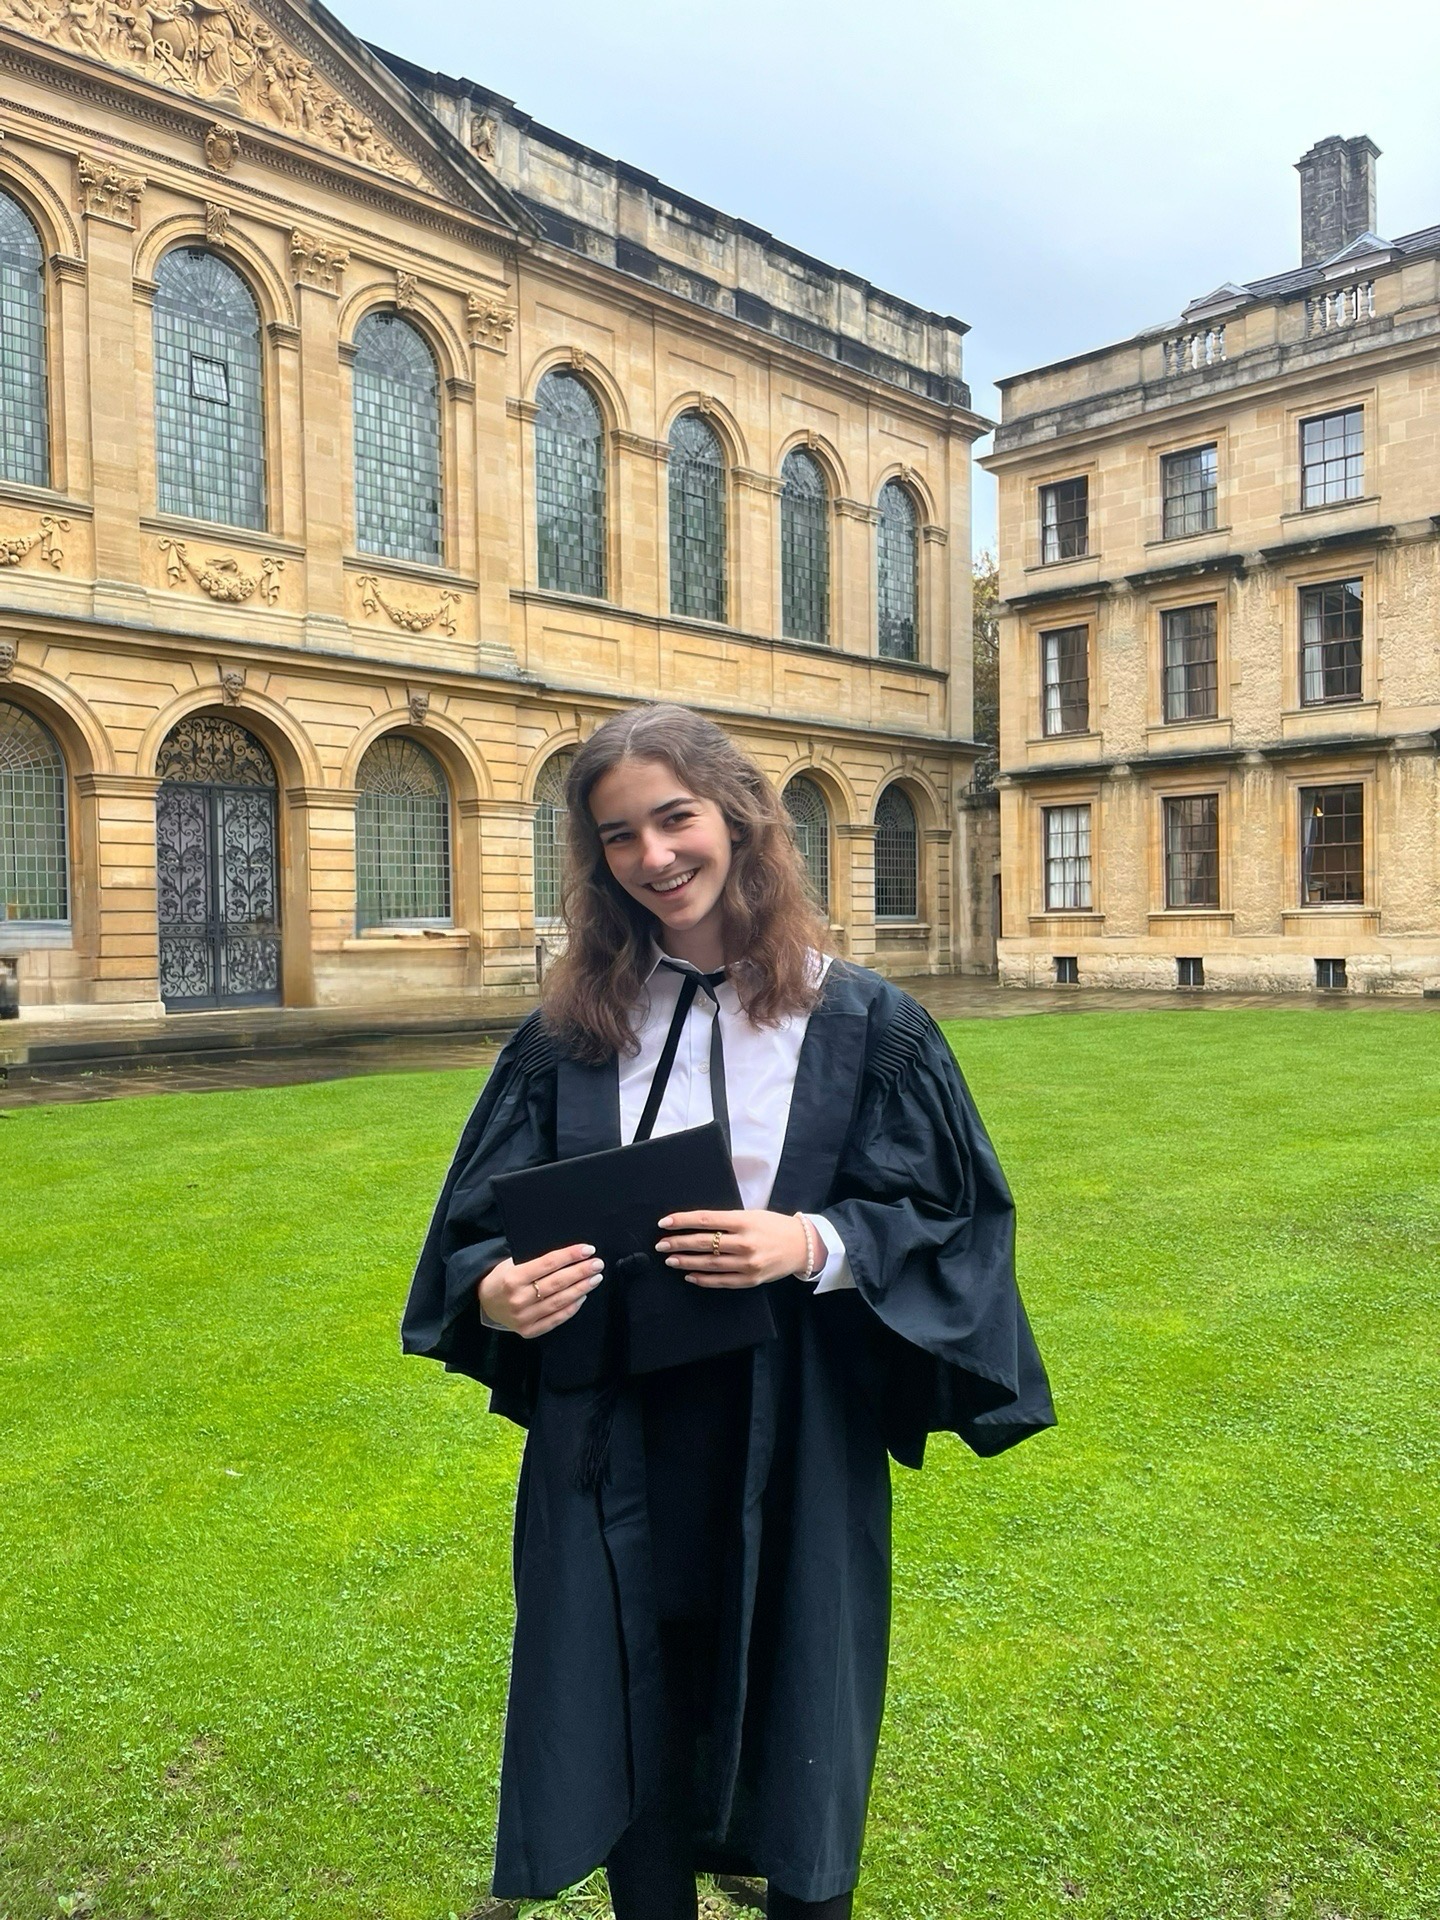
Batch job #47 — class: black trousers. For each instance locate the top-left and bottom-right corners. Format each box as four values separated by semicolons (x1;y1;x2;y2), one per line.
603;1620;854;1920
607;1359;856;1920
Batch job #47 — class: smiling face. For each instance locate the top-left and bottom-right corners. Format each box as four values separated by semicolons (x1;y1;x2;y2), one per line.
589;754;737;969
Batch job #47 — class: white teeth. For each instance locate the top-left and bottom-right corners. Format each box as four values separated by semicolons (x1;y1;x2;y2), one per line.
651;869;697;894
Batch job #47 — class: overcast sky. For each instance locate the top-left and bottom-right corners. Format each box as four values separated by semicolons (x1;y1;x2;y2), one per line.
343;0;1440;552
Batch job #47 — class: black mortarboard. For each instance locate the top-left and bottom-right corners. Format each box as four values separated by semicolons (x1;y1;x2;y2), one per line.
492;1120;777;1389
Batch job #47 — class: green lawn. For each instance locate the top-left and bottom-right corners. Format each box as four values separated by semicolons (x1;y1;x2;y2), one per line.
2;1009;1438;1920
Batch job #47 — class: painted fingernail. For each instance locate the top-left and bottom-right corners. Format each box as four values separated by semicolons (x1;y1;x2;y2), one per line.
658;1216;674;1229
665;1256;681;1267
580;1244;596;1256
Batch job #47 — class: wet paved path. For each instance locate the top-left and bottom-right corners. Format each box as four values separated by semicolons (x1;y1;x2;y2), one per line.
1;977;1432;1109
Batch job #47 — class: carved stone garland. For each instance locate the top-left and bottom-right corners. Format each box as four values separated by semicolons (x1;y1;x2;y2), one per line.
0;516;68;570
357;574;458;637
160;539;284;606
1;0;426;186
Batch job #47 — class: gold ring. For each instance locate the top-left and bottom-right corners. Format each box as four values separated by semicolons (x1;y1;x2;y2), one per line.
710;1230;723;1256
532;1278;543;1301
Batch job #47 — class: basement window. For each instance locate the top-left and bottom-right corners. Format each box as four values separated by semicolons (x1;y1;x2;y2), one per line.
1177;956;1205;988
1054;955;1079;986
1315;957;1348;992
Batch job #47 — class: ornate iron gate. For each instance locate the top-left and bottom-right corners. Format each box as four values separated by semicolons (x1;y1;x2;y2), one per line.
156;716;281;1009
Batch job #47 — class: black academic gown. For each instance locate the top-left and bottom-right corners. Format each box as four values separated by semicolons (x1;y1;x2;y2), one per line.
402;960;1055;1903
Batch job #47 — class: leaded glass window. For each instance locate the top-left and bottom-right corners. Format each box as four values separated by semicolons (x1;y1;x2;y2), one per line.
1300;784;1364;905
874;785;917;919
0;191;48;488
355;735;451;930
533;749;575;924
353;312;442;565
877;481;918;660
784;775;830;913
1;701;68;924
1164;794;1220;909
1044;804;1091;911
781;449;829;643
668;412;726;621
1300;579;1363;705
153;248;265;529
1301;408;1364;508
1162;604;1219;722
536;370;605;597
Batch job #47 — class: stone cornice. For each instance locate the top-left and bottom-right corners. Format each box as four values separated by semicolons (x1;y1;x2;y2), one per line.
1001;728;1433;783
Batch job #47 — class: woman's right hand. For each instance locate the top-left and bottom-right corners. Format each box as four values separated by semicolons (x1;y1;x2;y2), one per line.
478;1243;605;1338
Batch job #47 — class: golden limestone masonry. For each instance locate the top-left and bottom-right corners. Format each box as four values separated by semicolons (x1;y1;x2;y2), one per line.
0;0;990;1017
983;137;1440;996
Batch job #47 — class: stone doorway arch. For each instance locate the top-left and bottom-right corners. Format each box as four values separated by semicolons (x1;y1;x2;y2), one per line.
155;715;281;1009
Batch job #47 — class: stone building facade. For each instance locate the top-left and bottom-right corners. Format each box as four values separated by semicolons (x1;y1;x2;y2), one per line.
0;0;990;1020
983;137;1440;995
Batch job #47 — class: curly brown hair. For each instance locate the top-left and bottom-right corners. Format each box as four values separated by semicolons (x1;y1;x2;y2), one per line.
541;704;830;1062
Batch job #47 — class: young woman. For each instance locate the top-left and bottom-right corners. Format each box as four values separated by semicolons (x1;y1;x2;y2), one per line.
403;704;1053;1919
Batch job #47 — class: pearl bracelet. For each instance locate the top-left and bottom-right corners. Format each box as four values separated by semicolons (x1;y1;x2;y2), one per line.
794;1212;821;1283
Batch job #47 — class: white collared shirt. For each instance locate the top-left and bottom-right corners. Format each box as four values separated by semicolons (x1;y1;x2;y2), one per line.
617;948;855;1292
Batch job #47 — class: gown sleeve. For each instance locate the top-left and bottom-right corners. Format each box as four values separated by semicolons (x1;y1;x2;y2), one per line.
818;991;1056;1466
400;1012;558;1425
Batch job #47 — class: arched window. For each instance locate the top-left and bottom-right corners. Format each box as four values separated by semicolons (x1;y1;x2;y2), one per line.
781;448;829;643
355;736;452;931
0;191;48;488
669;411;726;621
535;370;605;598
874;785;918;919
533;749;575;924
784;775;830;914
877;480;919;660
153;248;265;530
352;312;442;566
1;701;68;925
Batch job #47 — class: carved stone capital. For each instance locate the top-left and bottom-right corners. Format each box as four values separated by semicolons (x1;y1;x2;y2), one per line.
613;430;669;461
734;467;784;497
290;230;349;295
921;523;949;546
467;291;516;351
50;253;87;284
76;154;145;228
446;376;475;403
268;321;302;349
506;397;540;424
834;497;880;525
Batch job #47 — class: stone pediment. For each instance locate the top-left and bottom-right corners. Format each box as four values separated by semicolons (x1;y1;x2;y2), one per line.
0;0;511;211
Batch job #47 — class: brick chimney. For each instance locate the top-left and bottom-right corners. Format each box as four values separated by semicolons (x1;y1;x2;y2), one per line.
1296;135;1380;265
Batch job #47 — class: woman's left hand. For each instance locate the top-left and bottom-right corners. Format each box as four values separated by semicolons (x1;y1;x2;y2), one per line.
656;1209;810;1288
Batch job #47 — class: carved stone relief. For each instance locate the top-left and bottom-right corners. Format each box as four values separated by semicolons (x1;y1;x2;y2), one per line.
290;229;348;294
1;0;427;185
357;574;457;636
220;665;247;703
204;200;230;244
0;515;69;570
160;538;284;605
466;291;515;351
76;153;145;226
204;122;241;172
0;640;16;678
470;113;498;165
407;689;430;726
